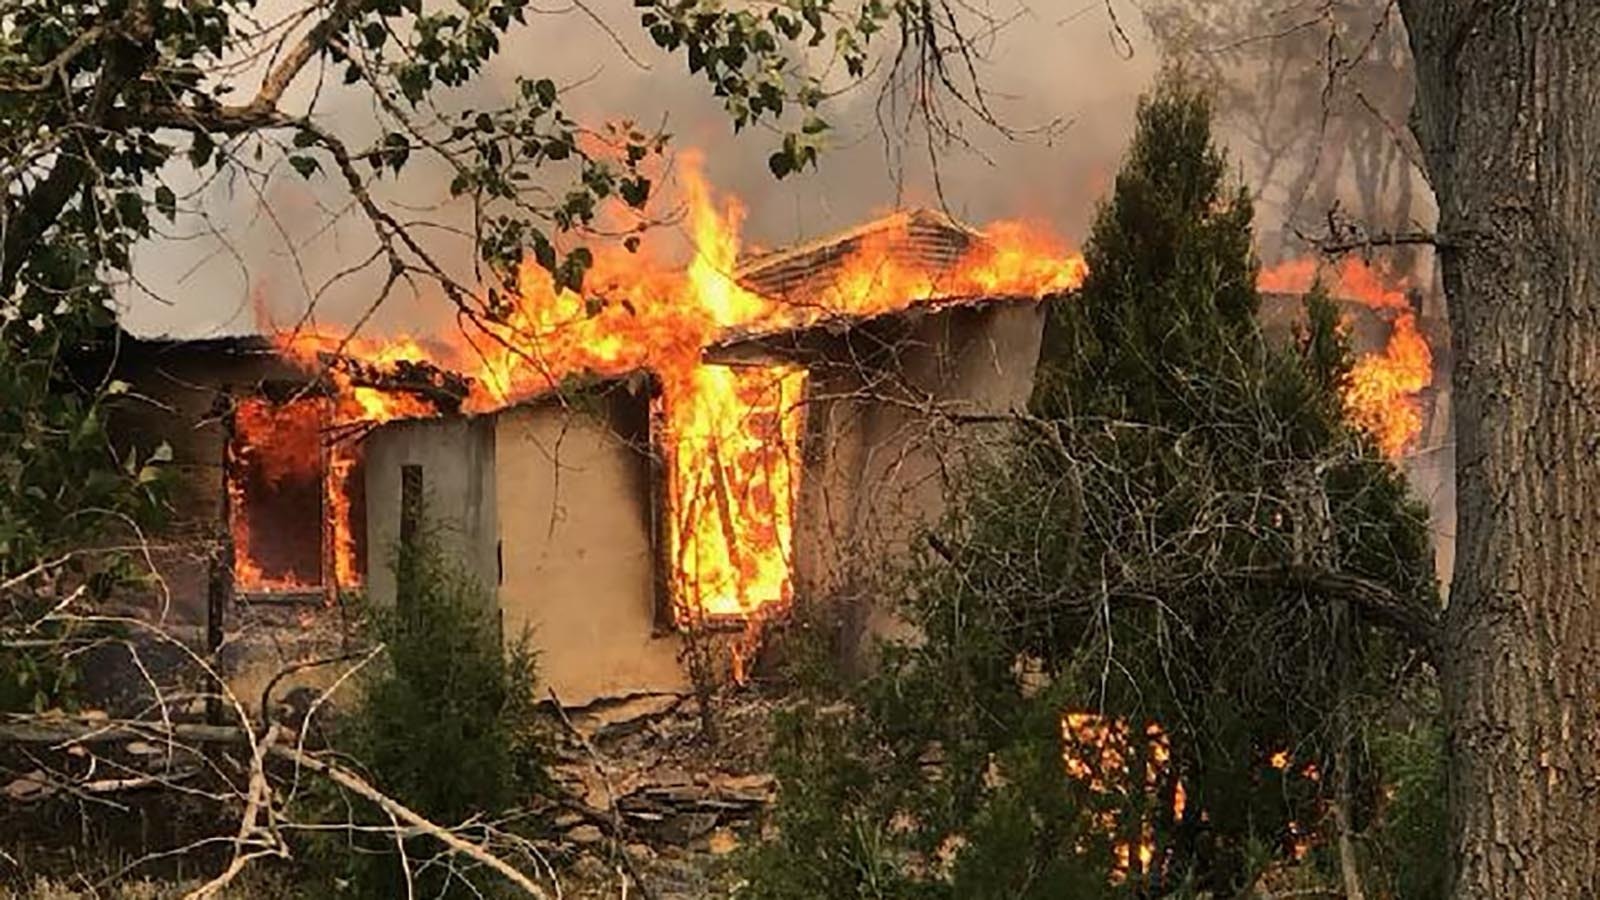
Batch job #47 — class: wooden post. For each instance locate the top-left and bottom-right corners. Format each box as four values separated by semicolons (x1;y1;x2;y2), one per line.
397;464;423;611
208;389;236;726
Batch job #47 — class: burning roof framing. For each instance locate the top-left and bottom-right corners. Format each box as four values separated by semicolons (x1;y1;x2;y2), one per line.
734;207;984;300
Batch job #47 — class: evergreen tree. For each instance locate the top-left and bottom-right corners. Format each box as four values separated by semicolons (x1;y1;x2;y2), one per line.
1034;76;1259;424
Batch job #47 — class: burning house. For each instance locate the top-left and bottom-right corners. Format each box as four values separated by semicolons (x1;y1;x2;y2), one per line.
113;179;1450;713
115;201;1085;708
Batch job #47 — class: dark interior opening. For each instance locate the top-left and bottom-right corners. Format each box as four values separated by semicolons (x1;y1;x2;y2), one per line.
229;395;326;594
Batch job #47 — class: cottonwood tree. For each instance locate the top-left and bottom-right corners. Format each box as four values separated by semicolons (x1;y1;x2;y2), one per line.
1399;4;1600;897
1143;0;1428;264
0;0;1013;891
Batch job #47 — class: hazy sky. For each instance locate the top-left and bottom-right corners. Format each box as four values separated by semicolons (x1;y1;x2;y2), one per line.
118;1;1165;338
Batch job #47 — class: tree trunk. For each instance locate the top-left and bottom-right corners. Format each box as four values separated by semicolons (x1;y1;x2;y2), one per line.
1401;3;1600;896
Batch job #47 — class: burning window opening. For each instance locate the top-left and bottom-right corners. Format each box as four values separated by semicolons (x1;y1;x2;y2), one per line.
227;393;368;601
659;361;809;625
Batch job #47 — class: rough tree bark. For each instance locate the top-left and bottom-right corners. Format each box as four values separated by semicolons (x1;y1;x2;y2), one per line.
1401;3;1600;897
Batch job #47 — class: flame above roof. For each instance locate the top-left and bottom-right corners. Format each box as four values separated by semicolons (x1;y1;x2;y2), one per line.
735;207;983;300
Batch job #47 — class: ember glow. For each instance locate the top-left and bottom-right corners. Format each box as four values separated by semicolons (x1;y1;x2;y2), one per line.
1061;713;1182;881
256;153;1086;621
1258;256;1434;457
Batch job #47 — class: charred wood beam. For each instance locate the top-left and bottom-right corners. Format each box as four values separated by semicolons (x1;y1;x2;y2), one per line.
326;355;472;414
0;718;251;745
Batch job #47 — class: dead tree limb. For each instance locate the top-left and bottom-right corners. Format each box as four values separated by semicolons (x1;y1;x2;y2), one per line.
270;743;553;900
0;717;556;899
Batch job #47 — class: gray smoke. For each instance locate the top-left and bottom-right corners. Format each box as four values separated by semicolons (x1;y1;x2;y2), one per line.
118;0;1161;338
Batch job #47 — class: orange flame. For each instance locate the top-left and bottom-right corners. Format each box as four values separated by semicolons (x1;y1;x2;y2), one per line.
228;396;326;594
1258;256;1434;457
1061;713;1182;881
253;152;1084;622
326;438;362;590
1346;311;1432;457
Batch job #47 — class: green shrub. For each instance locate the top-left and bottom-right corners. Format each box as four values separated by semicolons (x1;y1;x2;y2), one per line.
300;523;549;897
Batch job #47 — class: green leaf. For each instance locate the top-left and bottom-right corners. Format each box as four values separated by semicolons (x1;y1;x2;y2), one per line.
533;78;556;107
768;150;792;179
154;186;176;221
619;176;651;209
187;131;215;169
532;233;556;273
363;21;388;49
288;155;321;179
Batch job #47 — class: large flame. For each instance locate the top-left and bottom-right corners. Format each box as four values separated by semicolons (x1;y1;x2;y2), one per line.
253;153;1086;620
1259;256;1434;457
1344;311;1432;457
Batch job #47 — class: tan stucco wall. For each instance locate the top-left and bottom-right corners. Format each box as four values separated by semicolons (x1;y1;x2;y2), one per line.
494;402;687;706
363;415;499;608
793;301;1048;604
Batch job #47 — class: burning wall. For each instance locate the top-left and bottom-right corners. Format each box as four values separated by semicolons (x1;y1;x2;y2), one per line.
348;291;1048;704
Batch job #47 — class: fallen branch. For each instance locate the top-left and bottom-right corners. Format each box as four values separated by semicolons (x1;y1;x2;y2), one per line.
270;743;552;900
1308;228;1445;254
0;717;555;898
0;718;249;746
184;724;285;900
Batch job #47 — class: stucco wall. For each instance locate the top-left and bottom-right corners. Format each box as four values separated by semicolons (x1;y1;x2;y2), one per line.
363;415;498;609
791;301;1047;603
494;399;687;706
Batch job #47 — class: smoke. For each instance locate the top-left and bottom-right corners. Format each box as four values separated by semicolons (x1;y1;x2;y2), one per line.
118;0;1160;338
117;1;1433;334
113;0;1455;586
